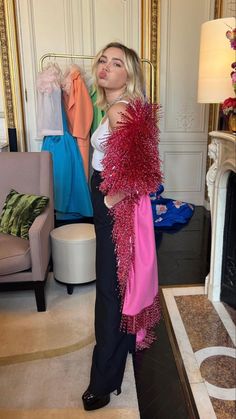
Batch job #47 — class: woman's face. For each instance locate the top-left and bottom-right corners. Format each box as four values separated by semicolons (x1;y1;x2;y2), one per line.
96;47;128;91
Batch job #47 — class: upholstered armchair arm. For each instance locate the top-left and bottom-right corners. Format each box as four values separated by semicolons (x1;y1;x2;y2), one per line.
29;208;54;281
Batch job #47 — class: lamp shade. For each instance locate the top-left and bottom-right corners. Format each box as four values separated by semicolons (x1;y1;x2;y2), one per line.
198;17;236;103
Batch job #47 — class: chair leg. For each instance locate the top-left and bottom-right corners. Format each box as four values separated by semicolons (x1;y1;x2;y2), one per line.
34;281;46;312
67;284;74;295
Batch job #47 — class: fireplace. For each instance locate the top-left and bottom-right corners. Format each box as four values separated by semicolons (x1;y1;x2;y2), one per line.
205;131;236;303
221;171;236;308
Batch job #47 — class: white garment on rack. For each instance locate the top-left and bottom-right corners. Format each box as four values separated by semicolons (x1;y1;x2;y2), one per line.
36;63;64;138
91;117;109;172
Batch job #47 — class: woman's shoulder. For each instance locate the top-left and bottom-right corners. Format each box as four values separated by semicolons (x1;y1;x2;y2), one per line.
107;100;129;129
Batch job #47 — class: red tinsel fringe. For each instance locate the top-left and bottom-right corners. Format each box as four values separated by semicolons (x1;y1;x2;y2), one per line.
121;293;161;351
110;197;136;300
100;99;163;197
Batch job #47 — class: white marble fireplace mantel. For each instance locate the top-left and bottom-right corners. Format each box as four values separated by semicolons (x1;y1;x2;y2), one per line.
206;130;236;302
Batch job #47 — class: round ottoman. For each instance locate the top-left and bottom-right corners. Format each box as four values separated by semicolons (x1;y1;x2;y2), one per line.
50;223;96;294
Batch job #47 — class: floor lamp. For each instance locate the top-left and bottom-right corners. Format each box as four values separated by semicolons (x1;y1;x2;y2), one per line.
198;17;235;108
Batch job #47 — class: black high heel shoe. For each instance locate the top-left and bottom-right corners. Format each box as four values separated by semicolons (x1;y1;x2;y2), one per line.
82;387;121;411
82;390;110;411
113;387;121;396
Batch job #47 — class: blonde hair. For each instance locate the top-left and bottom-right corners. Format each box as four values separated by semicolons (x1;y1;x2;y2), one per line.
92;42;145;110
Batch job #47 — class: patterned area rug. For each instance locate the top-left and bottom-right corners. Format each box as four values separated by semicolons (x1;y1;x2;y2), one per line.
0;275;139;418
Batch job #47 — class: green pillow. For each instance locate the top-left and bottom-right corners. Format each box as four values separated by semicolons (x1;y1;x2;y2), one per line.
0;189;49;240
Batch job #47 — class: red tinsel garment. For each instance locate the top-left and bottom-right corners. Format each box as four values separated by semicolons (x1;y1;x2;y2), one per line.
100;99;162;350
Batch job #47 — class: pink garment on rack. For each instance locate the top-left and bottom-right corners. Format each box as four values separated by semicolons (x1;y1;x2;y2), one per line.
122;195;159;344
62;67;93;179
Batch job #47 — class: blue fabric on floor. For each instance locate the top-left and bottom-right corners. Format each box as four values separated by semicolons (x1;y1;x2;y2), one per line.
41;104;93;220
150;185;194;228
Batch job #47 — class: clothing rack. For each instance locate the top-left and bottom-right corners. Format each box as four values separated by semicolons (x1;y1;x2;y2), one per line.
39;52;155;103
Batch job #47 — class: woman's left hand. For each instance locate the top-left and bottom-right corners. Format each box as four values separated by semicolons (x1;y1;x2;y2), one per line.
104;192;126;209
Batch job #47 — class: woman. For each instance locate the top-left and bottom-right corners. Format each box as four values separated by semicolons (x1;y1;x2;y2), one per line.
82;42;161;411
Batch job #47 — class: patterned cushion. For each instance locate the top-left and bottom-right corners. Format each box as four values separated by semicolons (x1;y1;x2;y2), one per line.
0;189;49;240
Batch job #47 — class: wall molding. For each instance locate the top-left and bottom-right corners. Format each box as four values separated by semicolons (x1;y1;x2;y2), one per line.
163;150;203;192
64;0;74;54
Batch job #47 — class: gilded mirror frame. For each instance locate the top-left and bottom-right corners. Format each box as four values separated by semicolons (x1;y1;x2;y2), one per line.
0;0;25;151
141;0;160;103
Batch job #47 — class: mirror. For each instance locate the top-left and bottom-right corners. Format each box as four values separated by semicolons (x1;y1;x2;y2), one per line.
0;0;25;151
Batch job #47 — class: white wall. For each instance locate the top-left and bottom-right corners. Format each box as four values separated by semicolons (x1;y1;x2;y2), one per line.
159;0;214;205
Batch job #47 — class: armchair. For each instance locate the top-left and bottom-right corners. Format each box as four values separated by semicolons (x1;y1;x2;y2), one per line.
0;152;54;311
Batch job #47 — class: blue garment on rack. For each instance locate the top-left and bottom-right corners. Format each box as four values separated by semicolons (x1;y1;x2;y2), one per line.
41;104;93;220
150;185;194;228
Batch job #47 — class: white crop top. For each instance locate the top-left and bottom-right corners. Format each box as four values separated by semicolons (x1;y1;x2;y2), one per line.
91;100;129;172
91;118;110;172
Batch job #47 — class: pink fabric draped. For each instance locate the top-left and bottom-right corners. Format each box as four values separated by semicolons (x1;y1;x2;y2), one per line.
122;195;159;344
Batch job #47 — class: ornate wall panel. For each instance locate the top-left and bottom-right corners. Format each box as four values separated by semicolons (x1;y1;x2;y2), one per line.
161;143;207;203
158;0;215;205
92;0;140;53
164;149;204;189
163;0;212;134
71;0;94;57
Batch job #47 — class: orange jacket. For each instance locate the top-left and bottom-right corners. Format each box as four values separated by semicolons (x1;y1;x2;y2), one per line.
63;70;93;179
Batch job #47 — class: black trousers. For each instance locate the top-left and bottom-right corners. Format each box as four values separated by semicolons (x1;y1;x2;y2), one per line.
88;170;136;396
